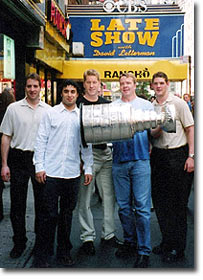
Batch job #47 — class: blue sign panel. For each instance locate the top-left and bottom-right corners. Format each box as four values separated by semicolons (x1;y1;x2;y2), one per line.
70;14;184;58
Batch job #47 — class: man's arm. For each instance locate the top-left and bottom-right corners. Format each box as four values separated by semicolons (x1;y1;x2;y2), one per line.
1;134;12;182
184;125;194;173
81;144;93;186
151;126;163;138
33;111;50;184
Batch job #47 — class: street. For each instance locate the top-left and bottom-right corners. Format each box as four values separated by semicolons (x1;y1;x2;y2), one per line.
0;181;194;269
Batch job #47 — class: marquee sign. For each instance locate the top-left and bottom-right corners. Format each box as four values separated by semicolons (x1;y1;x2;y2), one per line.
70;14;184;58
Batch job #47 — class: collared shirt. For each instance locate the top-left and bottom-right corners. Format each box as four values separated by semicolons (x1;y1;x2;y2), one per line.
0;98;50;151
112;96;153;163
153;93;194;149
33;102;93;179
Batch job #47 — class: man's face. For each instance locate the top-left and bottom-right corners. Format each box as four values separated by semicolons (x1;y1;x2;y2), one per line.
25;78;41;101
184;94;190;102
62;85;78;108
119;76;136;99
83;75;100;97
151;77;169;98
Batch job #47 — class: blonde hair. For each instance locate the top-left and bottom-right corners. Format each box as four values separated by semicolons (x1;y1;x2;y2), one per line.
83;69;100;82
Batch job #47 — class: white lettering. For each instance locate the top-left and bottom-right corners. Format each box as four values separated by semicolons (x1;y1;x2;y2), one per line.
103;0;148;13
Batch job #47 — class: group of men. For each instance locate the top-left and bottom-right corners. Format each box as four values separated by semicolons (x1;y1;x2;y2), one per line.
0;69;194;268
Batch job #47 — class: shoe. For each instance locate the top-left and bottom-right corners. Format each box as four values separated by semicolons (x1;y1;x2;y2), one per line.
134;254;149;268
162;249;185;263
32;258;50;268
100;236;123;248
152;244;164;255
57;255;75;266
80;241;95;255
152;243;169;255
10;245;26;258
115;241;137;258
32;244;54;258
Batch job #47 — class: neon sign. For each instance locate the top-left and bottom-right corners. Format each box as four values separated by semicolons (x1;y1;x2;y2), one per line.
48;0;69;40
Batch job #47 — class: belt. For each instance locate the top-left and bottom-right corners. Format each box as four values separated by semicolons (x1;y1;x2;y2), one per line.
92;144;107;150
11;148;33;155
152;144;188;152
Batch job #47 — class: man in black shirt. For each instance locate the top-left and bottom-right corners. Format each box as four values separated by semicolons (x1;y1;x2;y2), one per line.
77;69;119;255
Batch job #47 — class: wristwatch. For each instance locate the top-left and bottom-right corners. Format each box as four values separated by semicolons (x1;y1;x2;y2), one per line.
188;153;194;159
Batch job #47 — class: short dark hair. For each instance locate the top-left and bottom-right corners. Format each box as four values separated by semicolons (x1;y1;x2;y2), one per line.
60;79;80;94
26;73;41;87
152;72;169;83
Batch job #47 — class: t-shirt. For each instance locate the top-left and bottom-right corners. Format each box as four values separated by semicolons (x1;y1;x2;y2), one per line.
76;94;110;106
112;96;153;163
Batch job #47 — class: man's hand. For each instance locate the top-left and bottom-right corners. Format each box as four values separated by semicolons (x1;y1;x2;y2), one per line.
184;157;194;173
1;166;10;182
84;174;93;186
35;171;46;184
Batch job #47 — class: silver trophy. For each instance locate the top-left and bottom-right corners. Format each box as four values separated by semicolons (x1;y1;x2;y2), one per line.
80;103;176;145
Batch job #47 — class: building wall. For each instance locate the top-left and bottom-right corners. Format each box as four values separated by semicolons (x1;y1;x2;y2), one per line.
148;0;194;95
177;0;194;95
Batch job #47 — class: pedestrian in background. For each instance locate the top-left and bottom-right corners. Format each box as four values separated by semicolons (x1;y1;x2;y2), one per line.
183;93;192;112
33;79;93;267
112;73;153;268
0;87;15;221
150;72;194;263
77;69;120;256
190;96;195;117
0;73;50;258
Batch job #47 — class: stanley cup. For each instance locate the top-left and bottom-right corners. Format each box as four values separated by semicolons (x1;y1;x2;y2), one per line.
80;103;176;145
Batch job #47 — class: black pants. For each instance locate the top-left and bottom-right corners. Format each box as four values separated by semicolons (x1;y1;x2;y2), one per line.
0;137;5;218
9;148;44;247
151;145;194;253
0;178;4;218
35;176;80;259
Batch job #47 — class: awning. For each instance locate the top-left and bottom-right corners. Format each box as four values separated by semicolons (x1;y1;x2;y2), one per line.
56;59;188;81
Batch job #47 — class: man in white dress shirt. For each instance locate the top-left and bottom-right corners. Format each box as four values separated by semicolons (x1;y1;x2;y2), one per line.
0;73;50;259
33;79;93;267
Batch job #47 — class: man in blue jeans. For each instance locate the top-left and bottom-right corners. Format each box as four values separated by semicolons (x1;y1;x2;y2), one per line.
112;73;152;268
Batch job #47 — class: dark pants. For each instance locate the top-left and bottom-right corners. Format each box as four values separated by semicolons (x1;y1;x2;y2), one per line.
35;176;80;259
151;145;194;253
0;136;5;219
9;148;44;247
0;178;4;219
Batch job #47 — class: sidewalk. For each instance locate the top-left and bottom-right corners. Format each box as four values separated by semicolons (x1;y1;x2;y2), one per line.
0;181;194;269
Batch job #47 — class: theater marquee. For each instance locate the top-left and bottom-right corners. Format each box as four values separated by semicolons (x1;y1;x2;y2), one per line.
70;14;184;58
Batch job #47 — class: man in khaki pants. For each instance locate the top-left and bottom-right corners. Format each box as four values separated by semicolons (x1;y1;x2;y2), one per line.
77;69;120;255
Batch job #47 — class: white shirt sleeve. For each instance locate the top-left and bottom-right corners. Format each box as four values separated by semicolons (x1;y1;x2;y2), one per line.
81;143;93;175
33;110;51;173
